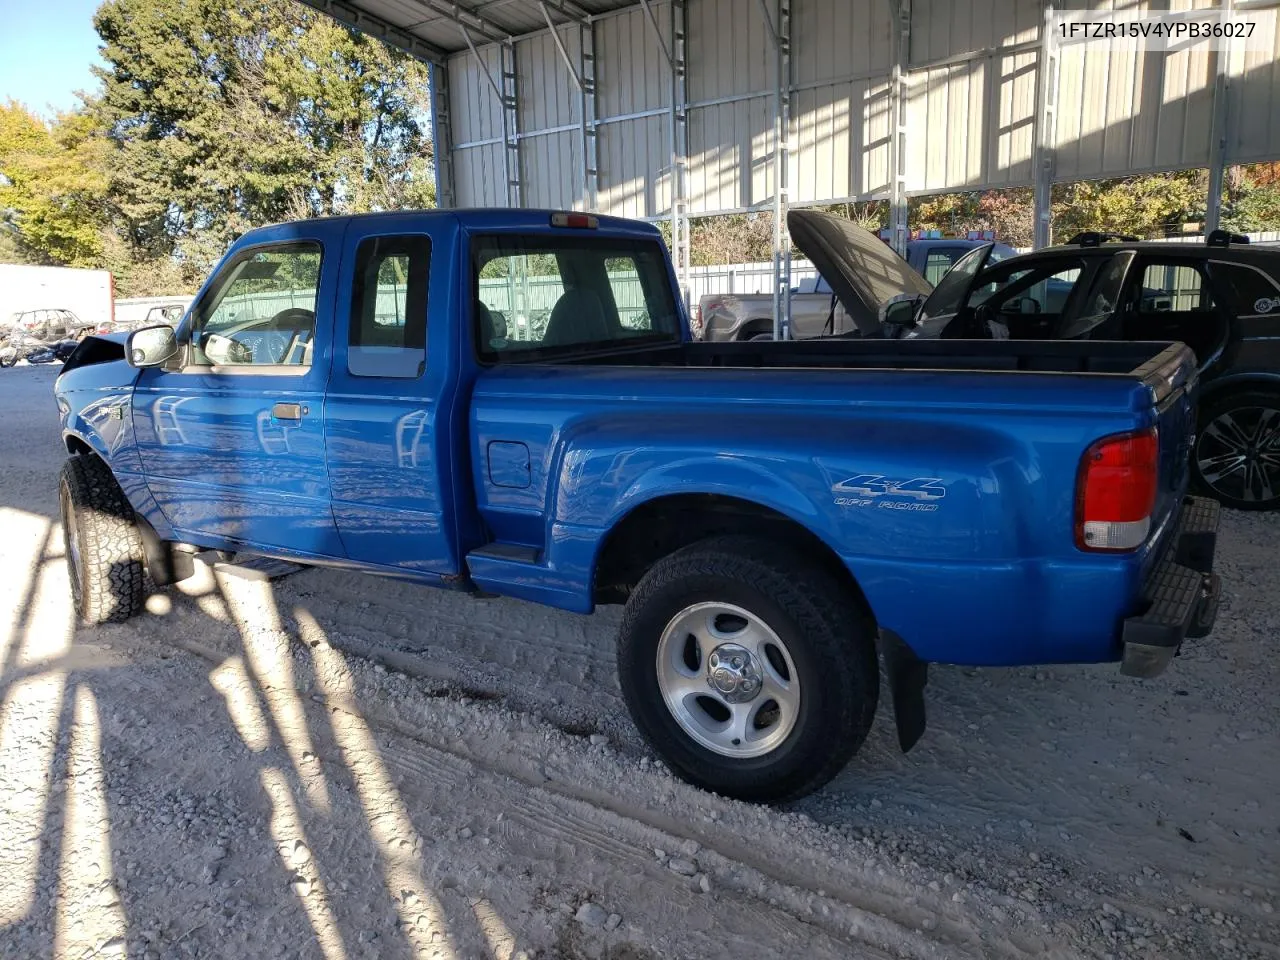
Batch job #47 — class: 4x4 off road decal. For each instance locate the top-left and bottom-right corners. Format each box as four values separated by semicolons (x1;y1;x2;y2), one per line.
832;474;946;512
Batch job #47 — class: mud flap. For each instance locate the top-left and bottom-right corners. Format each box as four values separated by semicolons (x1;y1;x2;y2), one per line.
879;629;928;753
134;512;195;587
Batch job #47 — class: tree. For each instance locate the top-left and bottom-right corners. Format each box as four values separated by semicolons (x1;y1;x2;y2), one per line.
1223;162;1280;233
1050;171;1206;241
0;101;110;266
91;0;436;275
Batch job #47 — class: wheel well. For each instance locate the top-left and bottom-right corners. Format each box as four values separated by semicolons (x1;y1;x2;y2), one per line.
66;436;93;456
736;318;773;339
592;493;874;621
1199;378;1280;410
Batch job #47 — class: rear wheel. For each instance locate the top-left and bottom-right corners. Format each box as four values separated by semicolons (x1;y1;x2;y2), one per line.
1192;390;1280;511
59;455;146;624
616;536;879;803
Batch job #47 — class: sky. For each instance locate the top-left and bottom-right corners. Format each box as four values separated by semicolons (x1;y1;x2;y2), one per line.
0;0;106;119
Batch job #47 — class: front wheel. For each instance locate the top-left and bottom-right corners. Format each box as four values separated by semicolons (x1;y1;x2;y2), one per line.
59;455;147;624
1191;390;1280;511
616;536;879;803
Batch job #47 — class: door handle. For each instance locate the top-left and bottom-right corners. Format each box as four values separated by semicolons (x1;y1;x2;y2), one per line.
272;402;304;421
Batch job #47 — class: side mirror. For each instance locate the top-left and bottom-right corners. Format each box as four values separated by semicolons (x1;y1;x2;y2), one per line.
126;324;178;368
879;297;919;328
1000;297;1041;316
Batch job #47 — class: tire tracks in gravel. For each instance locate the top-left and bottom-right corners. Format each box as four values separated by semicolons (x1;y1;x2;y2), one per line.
277;568;641;745
161;608;1063;960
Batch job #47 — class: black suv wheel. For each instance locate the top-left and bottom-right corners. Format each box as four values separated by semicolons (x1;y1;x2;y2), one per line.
1192;390;1280;511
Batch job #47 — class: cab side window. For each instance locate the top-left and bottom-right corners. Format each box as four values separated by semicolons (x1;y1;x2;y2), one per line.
190;244;322;368
348;235;430;379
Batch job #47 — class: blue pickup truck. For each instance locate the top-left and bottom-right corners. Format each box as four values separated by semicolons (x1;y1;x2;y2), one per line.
54;208;1222;803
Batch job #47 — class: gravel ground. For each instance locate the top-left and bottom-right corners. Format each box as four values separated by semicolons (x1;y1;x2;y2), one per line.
0;363;1277;960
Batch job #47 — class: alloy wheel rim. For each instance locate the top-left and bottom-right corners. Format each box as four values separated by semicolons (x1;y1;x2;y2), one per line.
60;484;83;603
654;601;800;759
1196;406;1280;504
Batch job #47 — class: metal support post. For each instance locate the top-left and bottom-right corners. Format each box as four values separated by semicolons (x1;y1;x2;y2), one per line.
639;0;687;301
501;40;522;207
1032;2;1059;249
759;0;791;340
538;2;596;211
888;0;910;258
429;61;456;209
1205;0;1235;233
671;0;689;302
581;20;599;211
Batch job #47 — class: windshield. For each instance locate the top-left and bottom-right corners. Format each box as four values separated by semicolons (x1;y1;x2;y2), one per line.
472;235;681;362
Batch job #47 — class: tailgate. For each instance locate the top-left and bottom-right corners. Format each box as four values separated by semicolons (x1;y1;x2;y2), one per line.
1141;345;1199;549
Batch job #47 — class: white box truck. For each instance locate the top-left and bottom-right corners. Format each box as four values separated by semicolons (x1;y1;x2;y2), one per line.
0;264;115;331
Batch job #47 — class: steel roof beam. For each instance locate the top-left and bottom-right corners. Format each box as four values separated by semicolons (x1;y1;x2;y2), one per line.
537;0;592;25
415;0;510;45
538;2;584;88
296;0;449;62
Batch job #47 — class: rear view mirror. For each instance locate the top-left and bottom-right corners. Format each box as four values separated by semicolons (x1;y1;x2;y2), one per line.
879;297;918;327
126;325;178;368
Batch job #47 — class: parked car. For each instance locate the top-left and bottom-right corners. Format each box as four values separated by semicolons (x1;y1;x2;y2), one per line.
95;303;187;336
53;208;1219;803
828;223;1280;511
696;236;1020;341
3;308;94;342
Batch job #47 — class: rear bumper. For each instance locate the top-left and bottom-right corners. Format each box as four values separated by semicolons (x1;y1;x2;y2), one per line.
1120;496;1221;679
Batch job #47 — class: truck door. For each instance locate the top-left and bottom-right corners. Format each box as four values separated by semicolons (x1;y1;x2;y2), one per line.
323;216;460;577
131;226;345;558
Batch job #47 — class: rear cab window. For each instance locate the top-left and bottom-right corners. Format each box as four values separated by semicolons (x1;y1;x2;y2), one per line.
348;235;430;379
472;235;681;363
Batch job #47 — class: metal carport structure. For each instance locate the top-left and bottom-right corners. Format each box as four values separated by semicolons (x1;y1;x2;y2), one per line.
298;0;1280;336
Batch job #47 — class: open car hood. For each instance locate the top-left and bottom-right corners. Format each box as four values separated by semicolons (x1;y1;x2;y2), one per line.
786;209;933;334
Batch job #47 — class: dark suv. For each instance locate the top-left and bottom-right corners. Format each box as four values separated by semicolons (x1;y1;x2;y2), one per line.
873;230;1280;511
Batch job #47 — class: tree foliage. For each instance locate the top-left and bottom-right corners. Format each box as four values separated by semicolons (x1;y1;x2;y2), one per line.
0;0;436;295
1223;162;1280;233
0;101;109;266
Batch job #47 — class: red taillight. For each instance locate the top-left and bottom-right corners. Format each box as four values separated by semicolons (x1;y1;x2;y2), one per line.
1075;428;1159;552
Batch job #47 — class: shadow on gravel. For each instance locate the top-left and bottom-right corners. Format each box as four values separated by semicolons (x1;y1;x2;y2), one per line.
0;521;533;960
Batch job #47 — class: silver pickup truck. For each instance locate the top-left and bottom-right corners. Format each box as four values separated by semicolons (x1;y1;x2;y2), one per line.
697;218;1017;341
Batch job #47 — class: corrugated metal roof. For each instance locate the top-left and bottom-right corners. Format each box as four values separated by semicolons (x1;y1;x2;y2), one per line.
300;0;640;56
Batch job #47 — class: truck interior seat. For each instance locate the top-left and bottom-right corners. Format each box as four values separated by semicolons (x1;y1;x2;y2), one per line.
544;288;609;346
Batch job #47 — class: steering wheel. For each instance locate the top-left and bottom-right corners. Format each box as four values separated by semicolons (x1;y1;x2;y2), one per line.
260;307;315;364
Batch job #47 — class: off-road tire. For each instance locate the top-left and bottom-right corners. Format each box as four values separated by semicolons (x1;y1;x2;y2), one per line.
617;535;879;804
58;455;146;624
